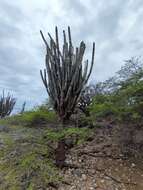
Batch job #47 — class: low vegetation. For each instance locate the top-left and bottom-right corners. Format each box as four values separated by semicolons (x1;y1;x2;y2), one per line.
81;57;143;125
0;107;57;126
0;127;61;189
0;123;93;189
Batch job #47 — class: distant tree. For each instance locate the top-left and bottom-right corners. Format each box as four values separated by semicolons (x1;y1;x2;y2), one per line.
117;57;143;81
100;57;143;94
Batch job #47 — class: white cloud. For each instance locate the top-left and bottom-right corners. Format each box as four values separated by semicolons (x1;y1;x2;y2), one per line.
0;0;143;110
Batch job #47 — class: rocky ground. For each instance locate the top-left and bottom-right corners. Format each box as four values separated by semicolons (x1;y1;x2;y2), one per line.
0;123;143;190
60;124;143;190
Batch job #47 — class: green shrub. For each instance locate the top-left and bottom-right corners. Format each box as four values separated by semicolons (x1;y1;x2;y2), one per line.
89;75;143;124
44;127;92;145
0;108;57;126
89;94;118;120
19;109;56;126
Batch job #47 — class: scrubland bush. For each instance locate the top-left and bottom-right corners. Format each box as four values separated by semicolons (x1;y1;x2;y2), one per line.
0;106;56;126
88;57;143;124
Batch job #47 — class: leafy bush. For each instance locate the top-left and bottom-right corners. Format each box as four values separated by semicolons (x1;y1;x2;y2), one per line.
89;94;118;119
44;127;92;145
89;82;143;123
89;57;143;124
19;109;56;126
0;108;57;126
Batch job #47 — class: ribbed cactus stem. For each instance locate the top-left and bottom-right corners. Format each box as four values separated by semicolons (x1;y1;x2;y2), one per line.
40;26;95;122
0;90;16;118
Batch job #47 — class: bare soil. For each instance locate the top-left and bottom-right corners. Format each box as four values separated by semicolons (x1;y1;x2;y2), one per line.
59;123;143;190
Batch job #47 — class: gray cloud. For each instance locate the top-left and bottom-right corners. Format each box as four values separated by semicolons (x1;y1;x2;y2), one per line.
63;0;87;16
0;0;143;111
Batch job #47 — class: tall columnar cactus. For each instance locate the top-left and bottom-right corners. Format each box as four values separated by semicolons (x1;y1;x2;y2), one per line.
0;91;16;118
40;26;95;122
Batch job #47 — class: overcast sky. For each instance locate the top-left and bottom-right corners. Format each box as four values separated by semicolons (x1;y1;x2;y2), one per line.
0;0;143;110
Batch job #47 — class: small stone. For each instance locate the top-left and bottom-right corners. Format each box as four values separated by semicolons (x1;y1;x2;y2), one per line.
131;163;135;167
69;186;76;190
94;183;98;187
72;169;82;177
82;174;87;180
93;179;96;183
100;179;105;183
0;125;10;132
91;169;95;175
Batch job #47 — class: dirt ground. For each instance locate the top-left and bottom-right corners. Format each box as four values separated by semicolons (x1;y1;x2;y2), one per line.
59;124;143;190
0;123;143;190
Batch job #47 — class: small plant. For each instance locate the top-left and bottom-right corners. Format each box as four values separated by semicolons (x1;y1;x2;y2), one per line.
44;127;93;168
45;127;91;143
40;26;95;122
0;91;16;118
